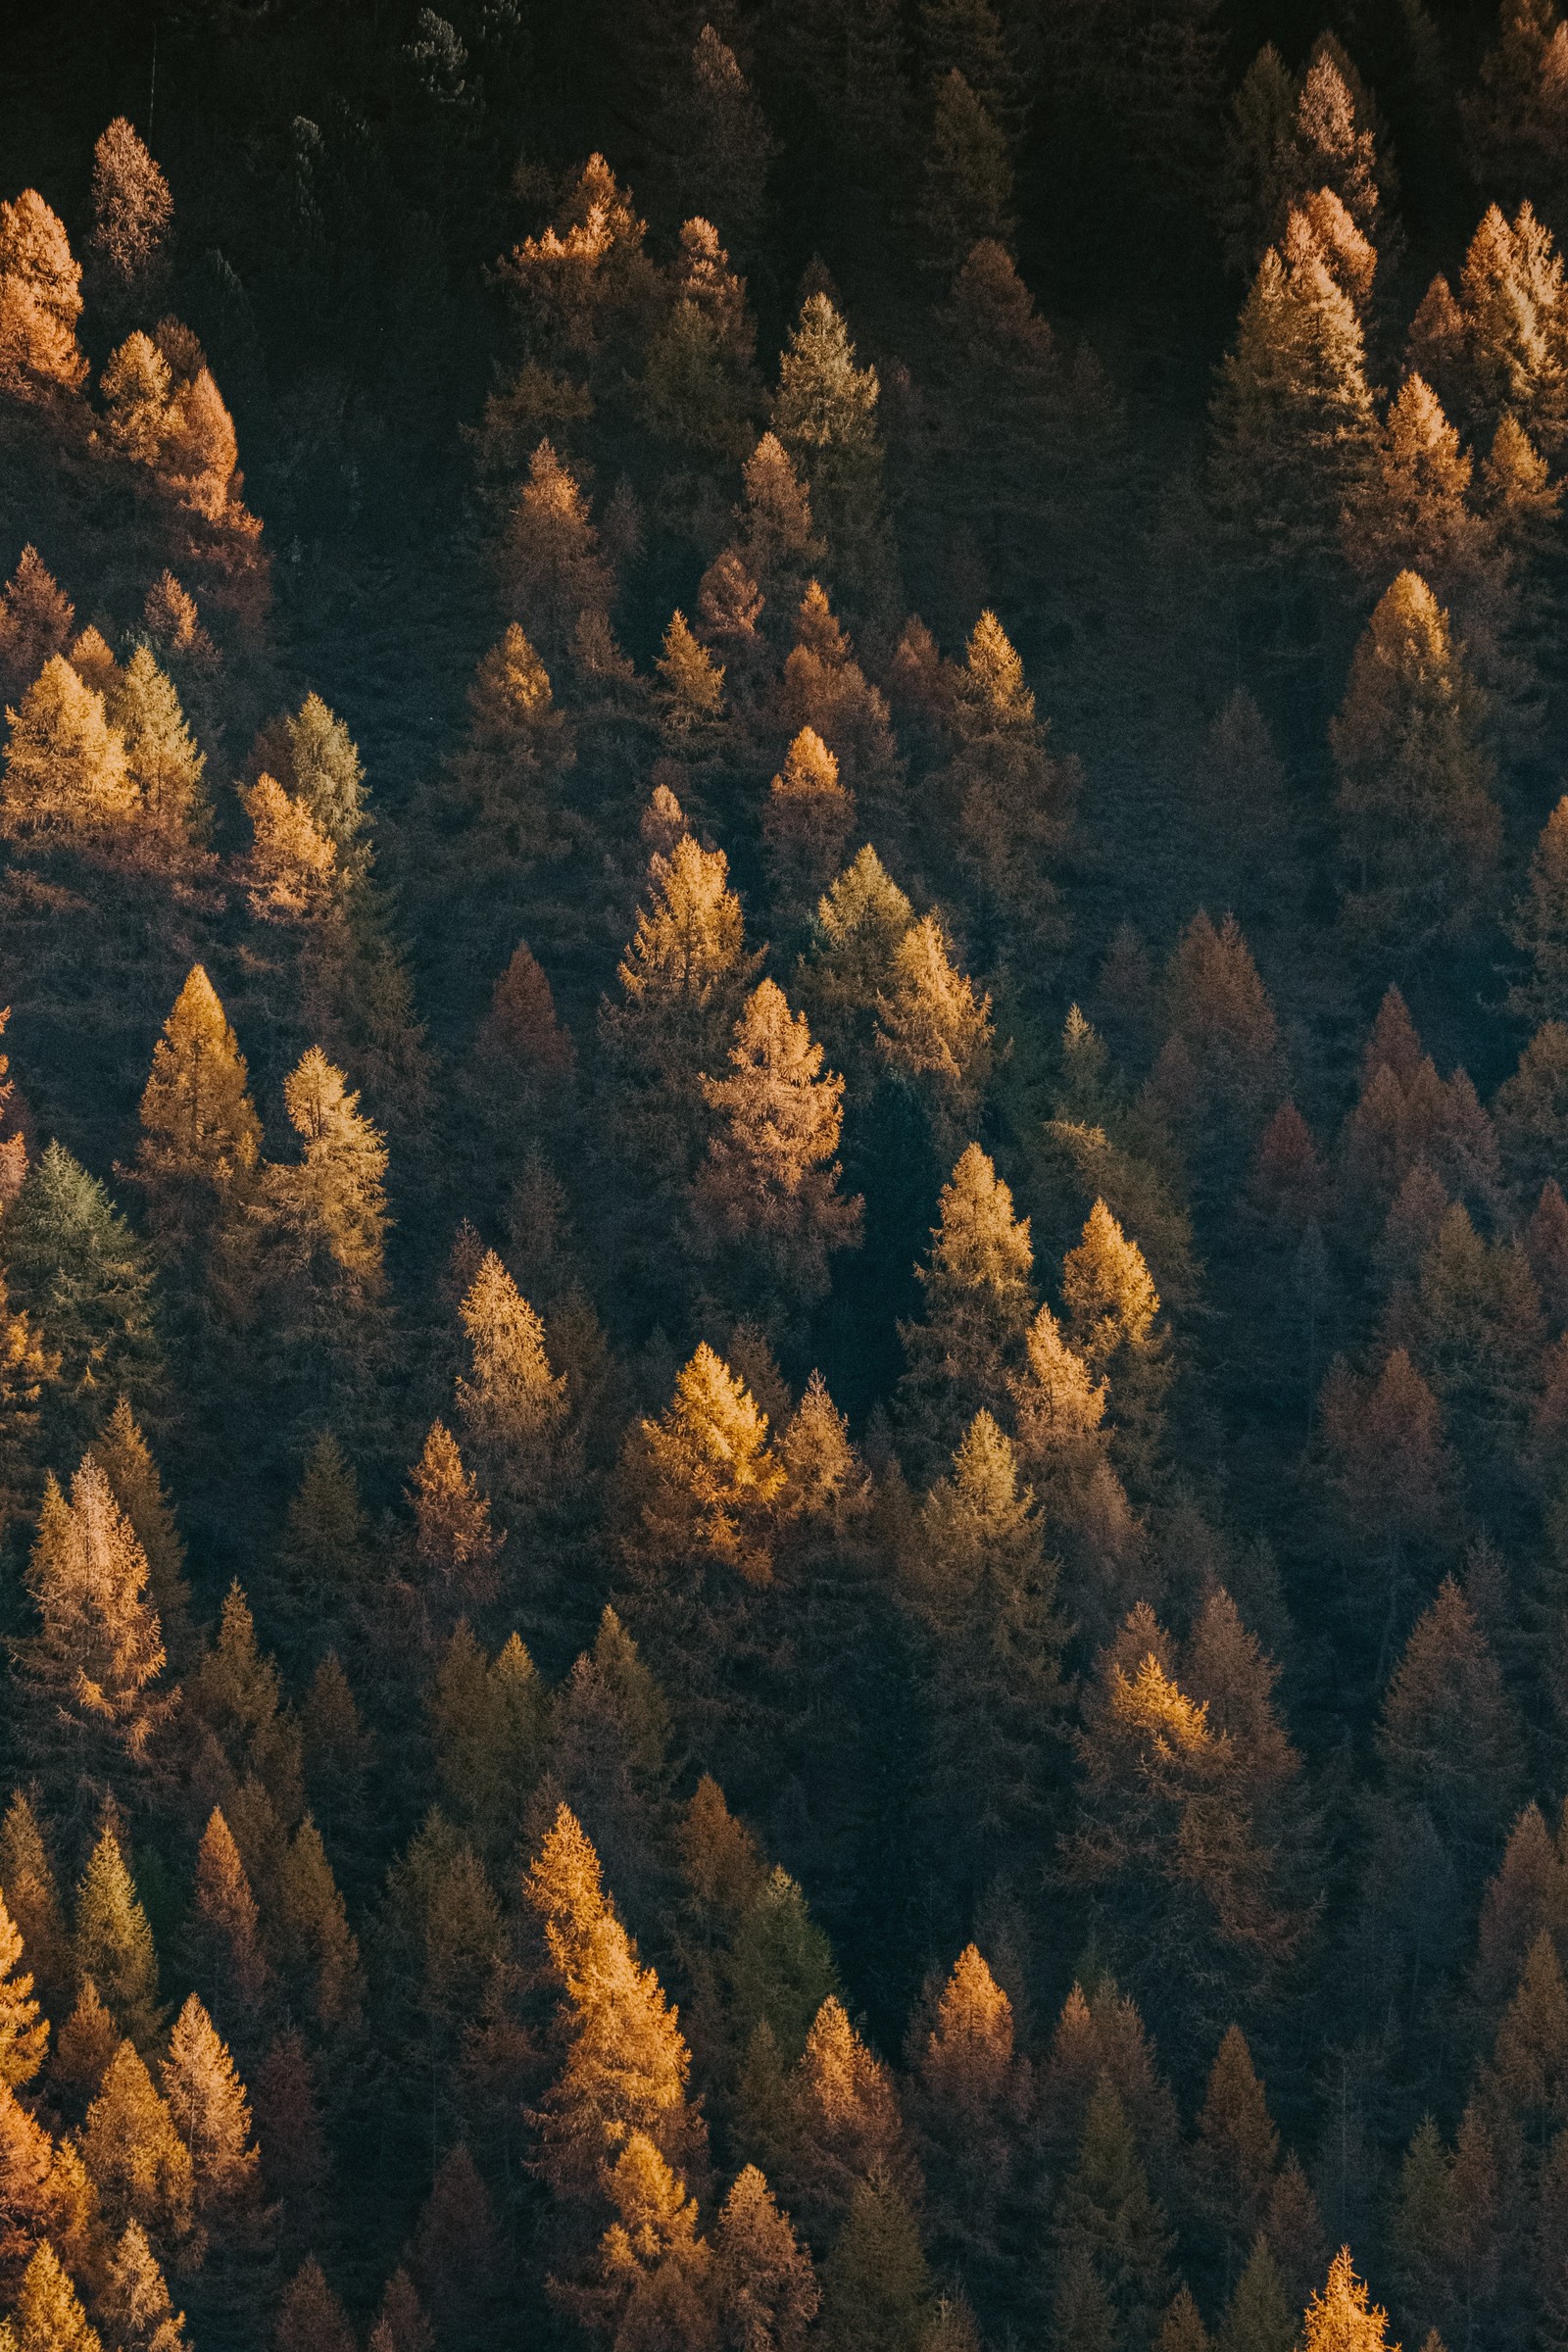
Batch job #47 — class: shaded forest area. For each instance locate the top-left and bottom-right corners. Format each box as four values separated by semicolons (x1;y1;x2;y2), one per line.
8;0;1568;2348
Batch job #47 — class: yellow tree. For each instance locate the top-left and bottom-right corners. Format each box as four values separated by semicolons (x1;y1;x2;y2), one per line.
944;610;1077;938
0;191;87;395
1;657;134;842
259;1048;388;1341
85;120;172;312
525;1804;707;2206
1061;1200;1170;1486
407;1421;502;1603
499;441;614;659
621;1344;785;1587
237;775;335;919
79;2039;195;2260
109;648;208;852
1300;2248;1397;2351
132;967;262;1261
20;1462;169;1781
161;1993;261;2220
453;1250;569;1506
0;548;74;700
1210;210;1378;585
602;833;760;1183
898;1144;1035;1460
9;2242;102;2352
0;1896;45;2092
693;979;862;1315
873;914;994;1157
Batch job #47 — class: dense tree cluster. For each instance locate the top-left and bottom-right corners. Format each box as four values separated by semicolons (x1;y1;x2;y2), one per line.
7;1;1568;2346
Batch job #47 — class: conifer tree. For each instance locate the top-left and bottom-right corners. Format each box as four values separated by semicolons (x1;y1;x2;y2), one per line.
641;217;761;463
92;1403;191;1670
777;584;902;838
1342;374;1490;608
525;1803;707;2207
275;1817;363;2034
407;2143;503;2341
930;614;1073;941
603;833;760;1185
800;846;915;1083
1331;570;1500;949
21;1464;168;1781
259;1048;388;1335
693;980;862;1315
0;1894;46;2093
0;550;74;701
5;1145;163;1457
758;1996;914;2245
133;967;262;1255
100;2220;186;2352
367;2271;432;2352
500;441;614;661
0;191;87;394
710;2164;817;2351
905;1413;1066;1869
1157;2286;1212;2352
816;2176;931;2351
621;1343;785;1587
74;1826;160;2050
1454;202;1568;457
569;2128;713;2346
771;297;891;609
237;775;335;920
1051;2082;1174;2350
262;696;363;853
0;2078;65;2290
1320;1348;1455;1590
191;1809;270;2014
80;2040;194;2258
0;1798;68;2026
273;2261;355;2352
85;121;172;317
428;1623;544;1856
1510;794;1568;1023
908;1944;1028;2284
453;1250;568;1506
1300;2250;1396;2352
919;72;1014;276
1194;2028;1279;2291
161;1994;260;2219
669;28;775;263
738;433;826;611
1065;1605;1308;2054
1210;214;1378;587
475;941;576;1081
109;650;207;852
1061;1200;1170;1486
763;730;856;920
10;2242;102;2352
1220;2235;1296;2352
1152;911;1284;1162
406;1421;502;1603
448;622;574;856
873;916;994;1156
1;657;134;841
724;1868;841;2068
1377;1578;1521;1893
657;611;728;758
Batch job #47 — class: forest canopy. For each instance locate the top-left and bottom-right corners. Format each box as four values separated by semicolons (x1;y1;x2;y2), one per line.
4;1;1568;2348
